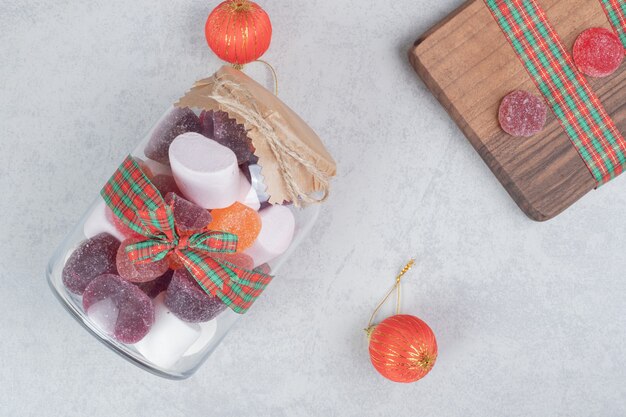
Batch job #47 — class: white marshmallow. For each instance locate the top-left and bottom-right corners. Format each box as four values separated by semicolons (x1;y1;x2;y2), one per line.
237;174;261;211
83;200;125;241
183;319;218;357
245;205;295;267
133;294;201;369
169;132;240;209
86;298;119;335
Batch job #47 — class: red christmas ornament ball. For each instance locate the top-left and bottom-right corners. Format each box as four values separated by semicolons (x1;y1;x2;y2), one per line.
205;0;272;66
368;314;437;383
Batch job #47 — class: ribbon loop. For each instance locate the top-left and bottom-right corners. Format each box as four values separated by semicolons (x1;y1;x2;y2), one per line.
186;230;239;253
101;155;272;314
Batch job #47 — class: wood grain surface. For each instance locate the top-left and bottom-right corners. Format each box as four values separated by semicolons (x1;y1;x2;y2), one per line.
409;0;626;221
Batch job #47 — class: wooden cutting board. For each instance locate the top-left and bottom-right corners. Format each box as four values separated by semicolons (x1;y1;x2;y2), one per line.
409;0;626;221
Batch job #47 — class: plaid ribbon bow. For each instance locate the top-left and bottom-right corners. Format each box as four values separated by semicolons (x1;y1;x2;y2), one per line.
101;156;272;314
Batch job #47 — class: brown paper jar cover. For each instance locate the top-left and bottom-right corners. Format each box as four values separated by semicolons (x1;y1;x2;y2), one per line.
176;66;337;206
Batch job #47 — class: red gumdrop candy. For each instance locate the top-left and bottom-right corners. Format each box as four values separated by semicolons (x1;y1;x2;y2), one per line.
83;274;155;344
62;233;120;295
165;192;212;233
213;252;255;270
135;270;174;298
498;90;547;137
144;107;201;164
165;269;226;322
150;174;181;197
573;27;624;78
212;111;258;164
116;238;169;283
105;206;144;240
166;252;186;270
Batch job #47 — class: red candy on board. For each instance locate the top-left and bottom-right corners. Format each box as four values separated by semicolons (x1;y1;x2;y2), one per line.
573;27;624;78
498;90;547;137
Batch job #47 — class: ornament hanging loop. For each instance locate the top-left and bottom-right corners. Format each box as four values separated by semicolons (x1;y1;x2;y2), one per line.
230;60;279;96
365;259;415;337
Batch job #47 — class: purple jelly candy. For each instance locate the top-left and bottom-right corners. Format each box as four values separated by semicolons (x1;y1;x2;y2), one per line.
151;174;181;197
164;192;212;233
254;263;272;275
165;269;226;322
83;274;155;344
240;163;252;184
116;238;169;283
212;110;258;164
144;107;201;164
62;233;120;295
135;270;174;298
199;110;215;138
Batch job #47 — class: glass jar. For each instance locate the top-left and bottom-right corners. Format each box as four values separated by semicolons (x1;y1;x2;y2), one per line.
46;67;334;379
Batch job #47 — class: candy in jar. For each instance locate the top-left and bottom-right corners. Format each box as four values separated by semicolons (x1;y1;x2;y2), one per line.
47;66;336;379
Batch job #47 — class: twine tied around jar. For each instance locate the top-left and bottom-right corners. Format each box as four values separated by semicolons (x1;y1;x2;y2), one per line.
206;77;331;207
175;66;337;206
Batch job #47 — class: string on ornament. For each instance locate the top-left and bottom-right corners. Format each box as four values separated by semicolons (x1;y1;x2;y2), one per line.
365;259;415;336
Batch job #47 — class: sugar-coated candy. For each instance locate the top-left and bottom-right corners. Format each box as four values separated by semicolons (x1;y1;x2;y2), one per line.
86;298;119;335
105;206;143;240
237;173;261;211
498;90;547;137
199;110;215;138
151;174;181;197
83;274;155;344
116;238;169;283
573;28;624;78
165;192;212;233
133;293;201;368
136;269;174;298
253;263;272;275
165;269;227;323
208;202;261;252
245;205;295;267
213;252;255;270
167;253;186;270
84;200;125;241
62;233;120;295
183;318;217;357
169;132;241;209
144;107;201;164
212;110;257;164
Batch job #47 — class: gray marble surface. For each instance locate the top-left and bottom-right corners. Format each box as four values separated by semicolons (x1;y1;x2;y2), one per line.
2;0;626;415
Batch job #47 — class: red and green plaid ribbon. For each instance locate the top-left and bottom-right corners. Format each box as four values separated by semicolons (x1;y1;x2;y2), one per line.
101;156;272;314
600;0;626;49
485;0;626;185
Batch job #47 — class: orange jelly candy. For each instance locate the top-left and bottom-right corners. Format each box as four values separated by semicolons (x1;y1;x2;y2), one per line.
208;202;261;252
